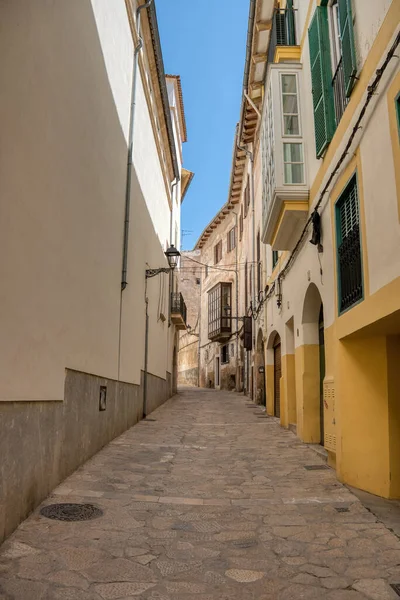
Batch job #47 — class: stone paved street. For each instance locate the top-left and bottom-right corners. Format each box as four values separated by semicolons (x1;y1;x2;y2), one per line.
1;388;400;600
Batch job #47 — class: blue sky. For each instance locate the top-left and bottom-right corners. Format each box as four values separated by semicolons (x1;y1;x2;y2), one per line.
157;0;249;251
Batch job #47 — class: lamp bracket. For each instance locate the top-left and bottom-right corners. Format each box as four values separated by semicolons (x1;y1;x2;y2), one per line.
146;267;172;279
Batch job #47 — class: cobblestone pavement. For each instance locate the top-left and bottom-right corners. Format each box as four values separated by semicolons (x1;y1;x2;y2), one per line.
1;388;400;600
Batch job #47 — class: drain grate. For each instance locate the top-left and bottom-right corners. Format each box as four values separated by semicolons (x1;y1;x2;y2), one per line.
257;415;269;419
335;507;349;513
143;418;157;422
304;464;330;471
40;503;103;522
391;584;400;596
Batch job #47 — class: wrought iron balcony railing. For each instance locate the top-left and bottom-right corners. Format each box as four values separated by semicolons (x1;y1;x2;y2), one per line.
171;292;187;329
268;7;297;63
332;57;348;126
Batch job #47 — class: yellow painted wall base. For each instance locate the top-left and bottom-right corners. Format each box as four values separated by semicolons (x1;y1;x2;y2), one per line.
295;344;320;443
266;364;274;416
336;335;399;498
282;354;296;427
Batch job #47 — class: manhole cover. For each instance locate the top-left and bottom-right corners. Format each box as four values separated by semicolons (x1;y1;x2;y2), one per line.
391;584;400;596
335;506;349;513
304;464;330;471
40;503;103;521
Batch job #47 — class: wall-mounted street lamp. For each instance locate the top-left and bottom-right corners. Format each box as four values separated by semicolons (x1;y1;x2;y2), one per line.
146;245;181;278
143;244;181;419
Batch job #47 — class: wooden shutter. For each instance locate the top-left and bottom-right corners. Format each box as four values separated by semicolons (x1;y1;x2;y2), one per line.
338;0;357;97
308;7;335;158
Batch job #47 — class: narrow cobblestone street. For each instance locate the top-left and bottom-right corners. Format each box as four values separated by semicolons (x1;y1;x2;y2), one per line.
1;388;400;600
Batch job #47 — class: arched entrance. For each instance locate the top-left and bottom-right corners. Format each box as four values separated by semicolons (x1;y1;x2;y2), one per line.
299;283;325;444
273;333;281;418
256;329;266;406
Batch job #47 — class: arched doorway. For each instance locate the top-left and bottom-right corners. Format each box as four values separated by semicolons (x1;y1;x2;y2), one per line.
256;329;266;406
299;283;325;444
273;333;281;418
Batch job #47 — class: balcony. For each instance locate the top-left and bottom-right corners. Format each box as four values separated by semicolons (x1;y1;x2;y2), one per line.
268;7;299;64
261;64;309;251
171;292;187;330
208;282;232;341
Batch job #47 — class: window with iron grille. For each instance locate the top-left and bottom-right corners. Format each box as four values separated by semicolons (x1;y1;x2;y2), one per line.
227;226;236;253
336;174;363;313
239;205;244;240
221;344;229;364
308;1;357;157
208;282;232;340
214;240;222;264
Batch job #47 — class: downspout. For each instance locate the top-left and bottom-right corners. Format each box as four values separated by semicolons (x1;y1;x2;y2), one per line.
235;211;239;392
197;270;202;387
249;152;256;401
121;0;154;291
168;177;180;327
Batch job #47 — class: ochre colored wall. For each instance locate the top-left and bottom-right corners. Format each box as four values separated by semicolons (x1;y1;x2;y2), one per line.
282;354;297;426
295;344;320;443
266;364;274;416
337;336;390;497
388;335;400;498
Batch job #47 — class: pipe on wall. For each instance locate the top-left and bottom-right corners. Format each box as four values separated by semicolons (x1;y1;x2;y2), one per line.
121;0;154;291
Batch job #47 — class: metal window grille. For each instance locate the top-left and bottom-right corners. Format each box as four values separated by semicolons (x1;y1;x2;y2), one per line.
336;175;363;312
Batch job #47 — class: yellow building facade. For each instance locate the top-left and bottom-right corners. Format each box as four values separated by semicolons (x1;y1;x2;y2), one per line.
257;0;400;498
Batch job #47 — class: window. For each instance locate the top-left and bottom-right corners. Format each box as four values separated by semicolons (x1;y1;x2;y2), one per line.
308;1;357;156
239;205;244;240
336;174;363;313
283;143;304;184
205;264;209;279
227;226;236;253
244;177;251;217
272;250;279;269
214;240;222;264
221;344;229;364
208;282;232;340
281;74;300;136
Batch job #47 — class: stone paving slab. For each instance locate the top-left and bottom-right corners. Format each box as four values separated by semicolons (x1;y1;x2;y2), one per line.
1;387;400;599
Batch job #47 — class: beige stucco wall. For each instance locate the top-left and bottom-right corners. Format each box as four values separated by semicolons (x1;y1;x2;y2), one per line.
0;0;179;401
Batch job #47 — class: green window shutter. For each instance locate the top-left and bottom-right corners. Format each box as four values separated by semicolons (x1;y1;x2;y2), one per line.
308;7;335;158
338;0;357;97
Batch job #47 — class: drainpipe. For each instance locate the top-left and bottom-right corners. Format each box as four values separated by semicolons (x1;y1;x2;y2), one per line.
168;178;180;327
235;211;240;392
249;153;256;402
121;0;154;291
197;270;202;387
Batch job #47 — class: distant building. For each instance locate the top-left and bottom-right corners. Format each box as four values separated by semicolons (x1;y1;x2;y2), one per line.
178;252;201;387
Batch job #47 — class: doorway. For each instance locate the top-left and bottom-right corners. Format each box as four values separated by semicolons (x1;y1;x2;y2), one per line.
256;329;266;405
216;356;220;387
273;334;281;418
319;306;325;445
